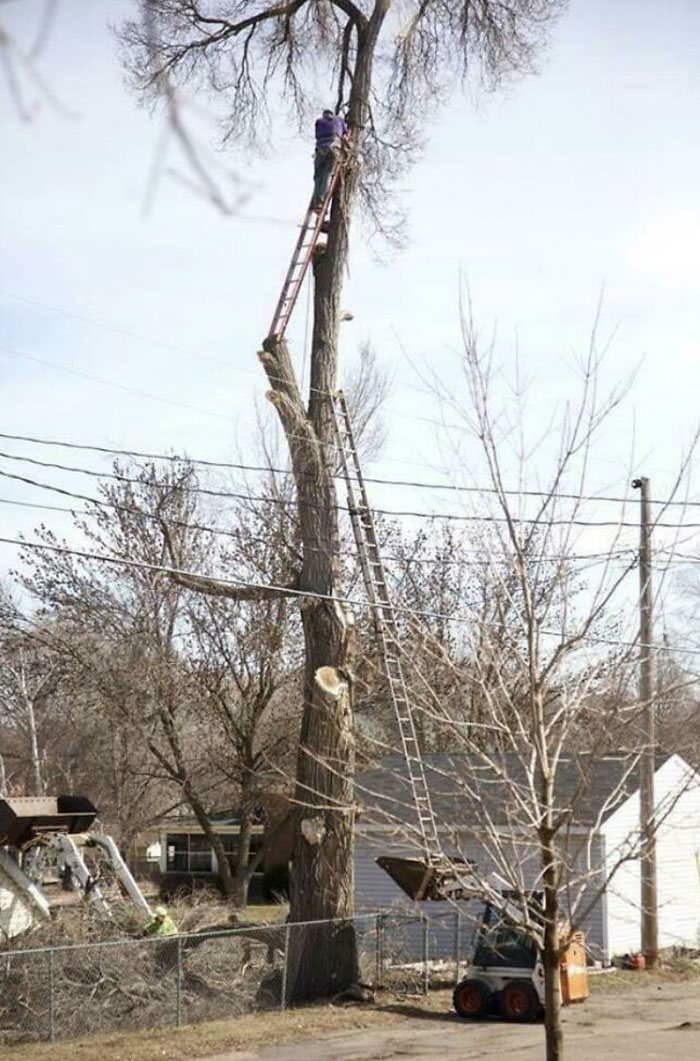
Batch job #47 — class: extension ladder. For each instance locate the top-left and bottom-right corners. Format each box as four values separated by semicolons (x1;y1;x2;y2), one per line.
331;391;443;866
267;155;345;342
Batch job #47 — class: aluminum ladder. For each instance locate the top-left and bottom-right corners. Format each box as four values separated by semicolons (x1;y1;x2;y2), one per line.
331;390;443;866
267;156;345;342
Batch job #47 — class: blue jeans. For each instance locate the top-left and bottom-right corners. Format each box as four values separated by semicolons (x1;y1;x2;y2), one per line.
313;145;338;205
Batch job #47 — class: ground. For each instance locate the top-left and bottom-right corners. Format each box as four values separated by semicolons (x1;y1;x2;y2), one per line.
4;965;699;1061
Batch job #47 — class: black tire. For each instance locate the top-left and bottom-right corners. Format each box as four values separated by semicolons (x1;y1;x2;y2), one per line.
498;979;540;1022
453;977;493;1020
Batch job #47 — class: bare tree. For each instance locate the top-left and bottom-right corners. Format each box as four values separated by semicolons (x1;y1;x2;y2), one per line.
353;324;700;1061
0;624;57;795
16;462;248;895
121;0;564;999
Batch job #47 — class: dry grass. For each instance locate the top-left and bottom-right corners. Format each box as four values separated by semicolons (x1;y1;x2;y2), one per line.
1;989;454;1061
242;904;288;924
588;956;700;995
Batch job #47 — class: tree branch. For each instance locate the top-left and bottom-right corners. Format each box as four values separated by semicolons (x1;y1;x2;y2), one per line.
158;510;301;602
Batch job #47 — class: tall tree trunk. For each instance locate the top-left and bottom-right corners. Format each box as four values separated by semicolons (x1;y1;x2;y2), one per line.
25;697;43;796
16;650;44;795
541;832;564;1061
151;710;238;900
183;783;238;900
231;772;254;908
257;19;388;996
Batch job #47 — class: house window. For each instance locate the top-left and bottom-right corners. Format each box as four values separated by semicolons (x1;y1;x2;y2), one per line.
189;834;213;872
166;834;188;872
165;833;213;873
220;831;263;869
221;833;238;869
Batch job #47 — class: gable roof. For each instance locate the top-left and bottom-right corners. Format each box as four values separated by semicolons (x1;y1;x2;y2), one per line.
356;751;677;830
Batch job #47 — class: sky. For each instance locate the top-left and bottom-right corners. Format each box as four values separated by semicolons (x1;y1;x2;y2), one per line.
1;0;700;640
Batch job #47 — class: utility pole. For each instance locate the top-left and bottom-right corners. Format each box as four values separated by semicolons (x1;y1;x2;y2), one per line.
632;476;658;966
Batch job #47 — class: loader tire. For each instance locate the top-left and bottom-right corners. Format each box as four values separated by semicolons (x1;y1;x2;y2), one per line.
453;978;492;1020
499;979;540;1022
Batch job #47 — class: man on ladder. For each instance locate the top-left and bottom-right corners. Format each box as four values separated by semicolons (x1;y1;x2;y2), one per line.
312;108;347;210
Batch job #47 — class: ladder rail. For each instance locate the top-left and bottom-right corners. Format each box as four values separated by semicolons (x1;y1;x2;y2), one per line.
332;392;443;864
268;156;345;341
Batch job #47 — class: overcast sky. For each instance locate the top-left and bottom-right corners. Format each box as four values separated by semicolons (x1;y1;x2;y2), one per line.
1;0;699;633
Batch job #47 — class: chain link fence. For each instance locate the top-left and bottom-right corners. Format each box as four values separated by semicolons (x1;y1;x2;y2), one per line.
0;910;475;1047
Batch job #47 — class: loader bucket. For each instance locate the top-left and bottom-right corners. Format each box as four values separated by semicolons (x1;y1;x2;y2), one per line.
0;796;98;847
376;855;476;901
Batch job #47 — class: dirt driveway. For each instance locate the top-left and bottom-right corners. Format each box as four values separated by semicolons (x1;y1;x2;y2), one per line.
200;977;700;1061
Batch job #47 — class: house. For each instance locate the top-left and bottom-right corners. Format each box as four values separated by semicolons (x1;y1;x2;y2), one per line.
354;752;700;963
159;795;293;898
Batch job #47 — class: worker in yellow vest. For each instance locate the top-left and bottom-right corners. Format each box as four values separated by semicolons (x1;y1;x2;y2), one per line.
143;904;177;937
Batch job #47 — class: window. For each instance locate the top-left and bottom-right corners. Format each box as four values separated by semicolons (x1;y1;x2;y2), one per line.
189;835;213;873
166;834;188;872
165;833;213;873
221;833;238;869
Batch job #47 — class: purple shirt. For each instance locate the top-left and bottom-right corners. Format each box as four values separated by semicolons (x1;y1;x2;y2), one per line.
315;114;347;148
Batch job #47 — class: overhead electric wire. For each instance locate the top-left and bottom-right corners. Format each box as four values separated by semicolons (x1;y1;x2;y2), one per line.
0;475;636;570
4;533;697;659
0;342;236;423
1;446;699;530
0;531;652;647
1;429;699;511
0;289;237;372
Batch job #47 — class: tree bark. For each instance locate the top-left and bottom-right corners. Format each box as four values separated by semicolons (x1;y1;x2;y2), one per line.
184;782;238;900
231;771;254;908
541;832;564;1061
17;651;44;796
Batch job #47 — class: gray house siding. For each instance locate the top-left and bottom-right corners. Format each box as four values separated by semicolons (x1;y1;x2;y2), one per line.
355;832;607;963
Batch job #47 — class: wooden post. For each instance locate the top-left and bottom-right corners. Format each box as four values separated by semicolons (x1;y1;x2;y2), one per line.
632;476;658;967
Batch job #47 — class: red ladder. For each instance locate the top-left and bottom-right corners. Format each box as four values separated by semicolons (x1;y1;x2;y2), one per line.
267;156;344;342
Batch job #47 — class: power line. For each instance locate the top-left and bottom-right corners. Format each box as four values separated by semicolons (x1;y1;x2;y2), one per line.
0;289;238;373
0;344;426;474
0;533;665;658
0;479;635;570
0;343;235;423
1;429;699;511
2;448;699;530
5;532;698;659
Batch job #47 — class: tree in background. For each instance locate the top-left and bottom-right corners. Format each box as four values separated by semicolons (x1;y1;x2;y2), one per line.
355;324;699;1061
15;460;303;898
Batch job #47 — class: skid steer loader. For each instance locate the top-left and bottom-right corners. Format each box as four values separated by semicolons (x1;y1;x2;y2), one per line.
452;899;588;1022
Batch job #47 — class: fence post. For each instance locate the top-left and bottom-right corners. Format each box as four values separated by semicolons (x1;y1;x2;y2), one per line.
48;949;55;1043
374;914;381;987
280;923;291;1011
454;910;461;984
422;916;429;995
176;935;183;1027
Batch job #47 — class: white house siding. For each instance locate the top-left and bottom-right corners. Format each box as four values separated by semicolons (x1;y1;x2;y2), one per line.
355;831;607;962
602;755;700;956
